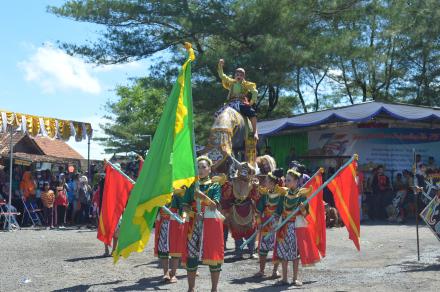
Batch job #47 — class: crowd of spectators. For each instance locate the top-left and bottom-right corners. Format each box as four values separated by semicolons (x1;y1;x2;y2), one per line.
0;165;95;229
360;155;438;224
282;153;439;225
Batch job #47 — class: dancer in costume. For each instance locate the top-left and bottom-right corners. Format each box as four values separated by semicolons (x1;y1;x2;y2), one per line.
183;156;224;292
254;169;285;278
154;192;186;283
221;162;259;259
217;59;259;140
273;169;309;286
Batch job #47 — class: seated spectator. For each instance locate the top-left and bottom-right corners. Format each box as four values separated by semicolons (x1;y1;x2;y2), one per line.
41;182;55;228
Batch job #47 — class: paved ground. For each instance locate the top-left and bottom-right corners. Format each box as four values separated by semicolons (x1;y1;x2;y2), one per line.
1;223;439;292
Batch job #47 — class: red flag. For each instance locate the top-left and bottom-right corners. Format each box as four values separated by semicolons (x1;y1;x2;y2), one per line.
304;170;326;257
327;159;360;250
97;164;133;245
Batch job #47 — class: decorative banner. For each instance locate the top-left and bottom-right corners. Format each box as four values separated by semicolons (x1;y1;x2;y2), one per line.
420;195;440;241
0;110;92;141
308;127;440;173
419;173;440;205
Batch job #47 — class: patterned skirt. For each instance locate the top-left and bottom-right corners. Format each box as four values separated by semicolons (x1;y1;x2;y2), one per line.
157;219;170;255
187;220;203;260
258;216;277;254
183;210;224;266
273;221;298;261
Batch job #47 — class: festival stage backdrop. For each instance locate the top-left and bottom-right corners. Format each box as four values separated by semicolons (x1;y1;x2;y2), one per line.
308;127;440;173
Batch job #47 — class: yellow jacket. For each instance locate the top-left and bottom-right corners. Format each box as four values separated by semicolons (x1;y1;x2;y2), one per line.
218;64;258;103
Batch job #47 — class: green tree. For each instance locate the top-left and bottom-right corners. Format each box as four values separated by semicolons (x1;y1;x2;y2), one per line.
97;77;169;156
50;0;440;150
397;0;440;106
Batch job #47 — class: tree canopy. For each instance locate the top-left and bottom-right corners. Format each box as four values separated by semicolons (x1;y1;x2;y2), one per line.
50;0;440;149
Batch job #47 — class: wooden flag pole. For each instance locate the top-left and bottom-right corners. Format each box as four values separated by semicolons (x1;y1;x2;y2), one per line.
239;215;275;250
413;149;421;261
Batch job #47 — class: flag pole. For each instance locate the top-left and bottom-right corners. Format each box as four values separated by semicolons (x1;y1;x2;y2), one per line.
186;46;201;214
7;124;14;231
239;215;274;250
104;159;184;224
413;149;420;261
265;155;357;240
240;167;323;250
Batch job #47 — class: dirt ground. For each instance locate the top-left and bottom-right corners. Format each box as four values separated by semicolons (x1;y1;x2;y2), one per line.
1;223;439;292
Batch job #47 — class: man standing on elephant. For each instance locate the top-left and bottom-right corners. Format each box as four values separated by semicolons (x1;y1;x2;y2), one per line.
217;59;259;140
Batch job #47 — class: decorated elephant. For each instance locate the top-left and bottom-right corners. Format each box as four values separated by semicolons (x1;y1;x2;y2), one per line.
203;107;257;174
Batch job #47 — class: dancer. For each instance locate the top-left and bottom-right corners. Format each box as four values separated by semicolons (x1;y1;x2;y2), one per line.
154;192;186;283
254;170;285;278
221;162;258;259
273;169;310;286
183;156;224;292
217;58;259;140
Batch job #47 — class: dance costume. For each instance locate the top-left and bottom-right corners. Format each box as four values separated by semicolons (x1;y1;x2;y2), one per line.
183;179;224;272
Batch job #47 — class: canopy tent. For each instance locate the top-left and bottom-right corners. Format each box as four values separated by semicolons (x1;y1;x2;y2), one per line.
258;101;440;136
0;109;93;231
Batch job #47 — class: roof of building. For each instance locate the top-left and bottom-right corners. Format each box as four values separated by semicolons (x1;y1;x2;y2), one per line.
257;101;440;136
0;133;43;156
0;133;84;160
32;136;84;160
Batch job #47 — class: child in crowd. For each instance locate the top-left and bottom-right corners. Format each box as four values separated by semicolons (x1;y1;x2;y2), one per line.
54;184;68;228
41;182;55;228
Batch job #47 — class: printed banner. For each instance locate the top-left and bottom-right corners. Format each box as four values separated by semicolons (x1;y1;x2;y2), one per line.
420;195;440;241
308;127;440;173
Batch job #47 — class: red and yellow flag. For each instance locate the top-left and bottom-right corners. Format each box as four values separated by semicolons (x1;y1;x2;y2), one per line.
327;159;360;251
97;164;133;246
304;169;326;257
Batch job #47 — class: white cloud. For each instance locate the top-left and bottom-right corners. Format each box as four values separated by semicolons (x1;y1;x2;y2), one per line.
18;43;145;95
66;115;112;160
18;43;101;94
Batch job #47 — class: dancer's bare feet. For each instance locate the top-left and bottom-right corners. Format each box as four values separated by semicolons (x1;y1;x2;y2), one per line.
271;270;281;279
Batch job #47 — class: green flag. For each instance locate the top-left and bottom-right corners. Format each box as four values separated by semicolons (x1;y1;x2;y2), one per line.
114;43;197;262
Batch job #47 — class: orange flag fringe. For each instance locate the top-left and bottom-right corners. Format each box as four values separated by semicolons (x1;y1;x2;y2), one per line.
327;160;361;251
304;170;326;257
97;164;133;246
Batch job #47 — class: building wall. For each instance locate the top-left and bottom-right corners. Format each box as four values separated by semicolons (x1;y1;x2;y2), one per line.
266;132;308;170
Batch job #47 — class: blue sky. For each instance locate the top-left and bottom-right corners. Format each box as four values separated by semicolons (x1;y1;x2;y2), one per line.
0;1;154;159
